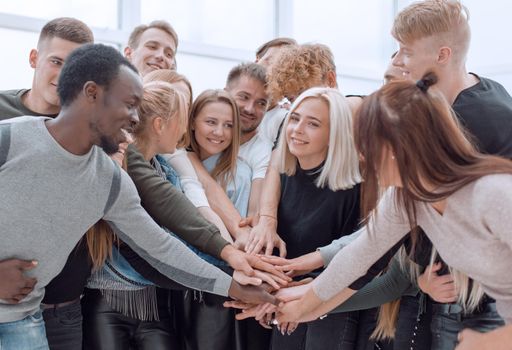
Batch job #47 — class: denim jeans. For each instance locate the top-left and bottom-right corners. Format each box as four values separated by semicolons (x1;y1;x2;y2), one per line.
42;299;83;350
430;302;505;350
394;295;432;350
0;310;49;350
270;311;359;350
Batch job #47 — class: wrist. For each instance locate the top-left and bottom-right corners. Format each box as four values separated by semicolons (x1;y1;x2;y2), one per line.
258;214;278;229
220;244;238;262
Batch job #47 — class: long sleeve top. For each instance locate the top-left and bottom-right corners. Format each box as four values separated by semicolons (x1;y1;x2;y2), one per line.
312;174;512;323
126;144;229;258
0;118;232;323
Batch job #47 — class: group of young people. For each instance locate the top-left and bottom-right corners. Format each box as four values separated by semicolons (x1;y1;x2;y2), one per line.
1;1;512;350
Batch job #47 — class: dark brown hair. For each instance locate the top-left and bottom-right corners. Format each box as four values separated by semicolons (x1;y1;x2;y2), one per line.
355;72;512;244
38;17;93;47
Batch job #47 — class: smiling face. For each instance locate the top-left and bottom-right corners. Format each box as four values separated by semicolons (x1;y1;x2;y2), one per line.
226;75;268;136
29;37;83;113
286;97;330;169
392;37;440;81
125;28;177;77
192;101;234;160
91;66;143;154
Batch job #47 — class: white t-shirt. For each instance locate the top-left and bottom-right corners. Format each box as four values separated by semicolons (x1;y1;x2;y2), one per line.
257;105;288;145
239;133;272;180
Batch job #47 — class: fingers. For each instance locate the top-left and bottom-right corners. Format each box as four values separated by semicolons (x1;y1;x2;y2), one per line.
233;271;262;286
253;271;280;290
259;256;289;266
223;300;252;310
255;303;277;321
248;256;291;282
277;239;287;258
239;217;253;228
17;260;38;271
248;238;265;256
264;239;275;256
287;277;313;287
428;262;443;274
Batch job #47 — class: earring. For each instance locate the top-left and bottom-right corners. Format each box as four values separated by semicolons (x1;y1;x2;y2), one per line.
391;155;396;160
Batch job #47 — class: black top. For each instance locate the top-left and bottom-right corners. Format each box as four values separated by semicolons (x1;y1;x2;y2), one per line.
453;75;512;158
277;161;360;271
42;240;92;304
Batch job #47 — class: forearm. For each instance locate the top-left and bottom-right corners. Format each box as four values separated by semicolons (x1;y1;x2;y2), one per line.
257;154;280;218
318;230;363;266
198;207;233;243
187;152;244;237
301;287;357;322
126;144;228;257
330;257;416;313
247;178;263;219
119;243;189;291
163;150;210;208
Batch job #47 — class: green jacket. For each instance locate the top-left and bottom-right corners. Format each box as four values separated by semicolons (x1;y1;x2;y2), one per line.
126;144;229;258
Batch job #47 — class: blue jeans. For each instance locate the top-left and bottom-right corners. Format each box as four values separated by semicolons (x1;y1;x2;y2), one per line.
0;310;49;350
394;295;432;350
430;302;504;350
270;311;359;350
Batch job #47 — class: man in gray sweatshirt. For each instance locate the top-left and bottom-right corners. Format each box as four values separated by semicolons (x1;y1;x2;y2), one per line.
0;43;275;350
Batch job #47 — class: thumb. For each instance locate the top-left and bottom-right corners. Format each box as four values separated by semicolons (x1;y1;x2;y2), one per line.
18;260;38;271
429;262;442;274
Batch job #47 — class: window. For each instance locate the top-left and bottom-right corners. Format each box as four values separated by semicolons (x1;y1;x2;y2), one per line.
141;0;274;51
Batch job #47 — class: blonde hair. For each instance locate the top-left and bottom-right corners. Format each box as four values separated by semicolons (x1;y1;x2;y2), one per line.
128;20;178;49
373;246;485;339
143;70;193;148
392;0;471;64
187;89;240;190
133;81;187;154
275;87;361;191
142;69;193;108
266;43;337;102
85;220;118;271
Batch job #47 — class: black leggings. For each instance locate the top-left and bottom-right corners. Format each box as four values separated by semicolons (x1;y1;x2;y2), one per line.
82;288;179;350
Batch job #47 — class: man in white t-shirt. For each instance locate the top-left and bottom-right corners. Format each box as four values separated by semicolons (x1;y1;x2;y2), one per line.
254;37;297;145
224;63;273;217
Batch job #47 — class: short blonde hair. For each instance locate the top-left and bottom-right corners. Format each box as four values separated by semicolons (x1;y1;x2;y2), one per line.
266;43;337;103
392;0;471;63
275;87;361;191
128;20;178;49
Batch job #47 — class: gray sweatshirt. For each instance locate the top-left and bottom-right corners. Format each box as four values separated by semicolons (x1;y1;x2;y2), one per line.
312;175;512;323
0;117;232;323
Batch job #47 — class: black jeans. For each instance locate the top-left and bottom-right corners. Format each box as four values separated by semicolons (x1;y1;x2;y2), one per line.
270;311;359;350
430;302;505;350
393;295;432;350
43;298;83;350
82;288;178;350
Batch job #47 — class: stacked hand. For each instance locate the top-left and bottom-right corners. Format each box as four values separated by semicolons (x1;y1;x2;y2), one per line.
240;215;287;257
224;277;314;334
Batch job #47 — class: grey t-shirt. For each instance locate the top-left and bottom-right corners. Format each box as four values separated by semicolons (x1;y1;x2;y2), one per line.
0;117;232;323
0;89;57;121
